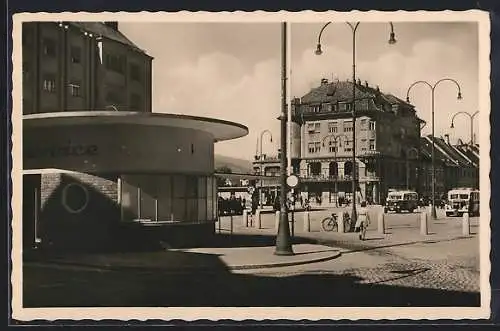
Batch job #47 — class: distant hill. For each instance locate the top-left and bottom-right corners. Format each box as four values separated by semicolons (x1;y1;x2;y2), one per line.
214;154;253;174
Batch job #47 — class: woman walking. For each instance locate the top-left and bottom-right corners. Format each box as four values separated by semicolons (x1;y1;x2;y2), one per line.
355;201;371;240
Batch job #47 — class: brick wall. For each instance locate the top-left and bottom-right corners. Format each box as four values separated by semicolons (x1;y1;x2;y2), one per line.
39;171;120;249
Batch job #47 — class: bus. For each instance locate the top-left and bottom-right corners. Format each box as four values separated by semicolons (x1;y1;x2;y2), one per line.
445;188;480;217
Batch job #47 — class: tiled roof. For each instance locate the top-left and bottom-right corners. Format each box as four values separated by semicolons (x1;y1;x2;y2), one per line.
454;144;479;166
301;81;374;104
420;136;457;166
69;22;150;56
300;80;414;109
419;135;476;168
433;137;473;167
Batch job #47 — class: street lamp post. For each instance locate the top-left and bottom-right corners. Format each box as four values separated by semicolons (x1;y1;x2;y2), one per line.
406;78;462;219
258;130;273;210
274;21;294;256
322;134;351;207
315;21;396;223
450;111;479;145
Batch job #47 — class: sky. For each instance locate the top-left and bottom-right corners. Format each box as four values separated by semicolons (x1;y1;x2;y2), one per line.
119;21;479;160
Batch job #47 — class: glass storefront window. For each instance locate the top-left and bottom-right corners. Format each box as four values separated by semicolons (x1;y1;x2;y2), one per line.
121;175;216;223
157;176;172;221
172;198;186;221
121;179;139;220
140;190;156;220
173;175;186;198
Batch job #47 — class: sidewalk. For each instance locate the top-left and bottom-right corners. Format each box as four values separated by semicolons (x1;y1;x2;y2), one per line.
219;209;479;252
25;244;341;272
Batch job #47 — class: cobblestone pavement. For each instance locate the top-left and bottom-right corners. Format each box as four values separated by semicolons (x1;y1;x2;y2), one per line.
227;209;481;296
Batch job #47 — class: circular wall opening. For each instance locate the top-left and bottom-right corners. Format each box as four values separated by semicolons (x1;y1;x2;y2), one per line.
62;182;89;214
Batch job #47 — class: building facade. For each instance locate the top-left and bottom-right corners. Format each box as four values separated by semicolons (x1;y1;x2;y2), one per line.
291;79;423;205
22;21;153;114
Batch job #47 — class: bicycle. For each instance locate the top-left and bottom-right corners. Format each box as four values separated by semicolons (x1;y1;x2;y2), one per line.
321;211;351;232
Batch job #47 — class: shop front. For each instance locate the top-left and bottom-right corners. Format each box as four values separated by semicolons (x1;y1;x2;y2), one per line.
22;111;248;250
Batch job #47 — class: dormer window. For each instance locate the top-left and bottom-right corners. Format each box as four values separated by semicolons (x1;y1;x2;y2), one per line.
312;104;321;113
392;104;399;113
339;102;352;112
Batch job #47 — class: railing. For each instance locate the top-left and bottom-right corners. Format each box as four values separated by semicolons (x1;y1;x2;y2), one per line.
301;174;380;182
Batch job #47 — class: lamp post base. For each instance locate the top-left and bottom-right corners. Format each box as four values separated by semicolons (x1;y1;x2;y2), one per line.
274;249;295;256
431;205;438;219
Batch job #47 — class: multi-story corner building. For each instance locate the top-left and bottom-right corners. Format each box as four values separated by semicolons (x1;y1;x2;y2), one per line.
290;78;424;205
22;21;153;114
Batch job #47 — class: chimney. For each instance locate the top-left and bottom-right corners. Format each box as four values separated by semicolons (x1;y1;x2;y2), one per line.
376;85;380;92
365;81;368;88
321;78;329;86
444;134;450;145
104;22;119;31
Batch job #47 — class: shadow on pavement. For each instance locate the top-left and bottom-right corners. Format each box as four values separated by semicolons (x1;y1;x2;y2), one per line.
23;261;480;307
202;233;316;248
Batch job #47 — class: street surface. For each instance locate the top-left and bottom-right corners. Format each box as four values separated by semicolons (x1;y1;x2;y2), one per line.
23;207;481;307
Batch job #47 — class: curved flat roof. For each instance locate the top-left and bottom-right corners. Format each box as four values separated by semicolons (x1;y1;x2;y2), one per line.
23;111;249;142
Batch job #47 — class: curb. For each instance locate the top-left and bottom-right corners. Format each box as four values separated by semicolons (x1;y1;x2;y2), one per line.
24;249;342;273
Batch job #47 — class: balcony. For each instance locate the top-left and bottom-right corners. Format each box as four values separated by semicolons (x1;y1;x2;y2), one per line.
301;174;351;182
301;174;380;182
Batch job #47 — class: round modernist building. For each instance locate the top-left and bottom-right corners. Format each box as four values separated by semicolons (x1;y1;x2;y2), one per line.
23;111;248;250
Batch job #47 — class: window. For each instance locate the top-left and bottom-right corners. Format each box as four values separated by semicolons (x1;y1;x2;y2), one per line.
369;121;376;131
105;54;125;73
339;102;351;112
308;142;321;154
70;46;81;64
307;123;314;133
323;103;332;112
314;142;321;153
343;121;353;133
42;74;56;93
42;38;56;57
312;104;321;113
369;139;375;150
308;142;315;154
307;122;321;134
130;93;142;110
328;122;338;133
68;81;81;97
130;63;142;82
329;143;338;153
392;104;399;112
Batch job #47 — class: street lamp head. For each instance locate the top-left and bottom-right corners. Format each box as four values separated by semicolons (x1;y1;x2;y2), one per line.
450;121;454;129
457;91;462;100
315;43;323;56
270;137;273;143
388;32;397;45
406;96;410;103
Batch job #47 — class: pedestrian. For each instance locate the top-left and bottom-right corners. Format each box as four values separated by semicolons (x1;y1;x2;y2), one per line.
355;200;371;240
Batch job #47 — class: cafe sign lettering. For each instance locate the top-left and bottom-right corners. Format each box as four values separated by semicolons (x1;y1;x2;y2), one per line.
25;141;99;159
